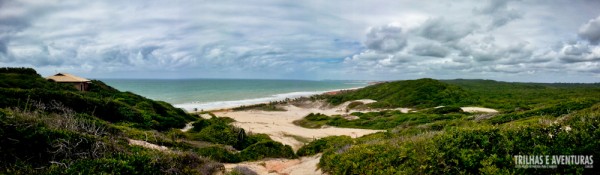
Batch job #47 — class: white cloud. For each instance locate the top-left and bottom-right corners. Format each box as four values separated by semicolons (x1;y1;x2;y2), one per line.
0;0;599;82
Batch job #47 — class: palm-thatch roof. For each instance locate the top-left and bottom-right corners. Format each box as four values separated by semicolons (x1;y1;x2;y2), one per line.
46;73;91;83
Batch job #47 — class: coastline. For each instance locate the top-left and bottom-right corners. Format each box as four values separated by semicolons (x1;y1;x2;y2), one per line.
174;86;364;112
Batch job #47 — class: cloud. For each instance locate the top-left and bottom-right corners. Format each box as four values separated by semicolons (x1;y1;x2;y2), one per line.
1;0;600;82
364;25;407;53
578;16;600;45
410;43;449;58
475;0;522;29
456;38;535;64
557;42;600;63
0;39;7;54
417;18;479;42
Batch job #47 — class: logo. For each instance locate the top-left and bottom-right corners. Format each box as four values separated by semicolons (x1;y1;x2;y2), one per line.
513;155;594;169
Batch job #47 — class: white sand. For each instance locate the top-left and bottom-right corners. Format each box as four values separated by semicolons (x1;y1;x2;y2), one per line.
461;107;498;113
198;113;212;119
180;122;194;132
215;102;384;151
215;100;383;175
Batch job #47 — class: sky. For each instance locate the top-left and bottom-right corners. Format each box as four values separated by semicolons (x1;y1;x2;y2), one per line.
1;0;600;82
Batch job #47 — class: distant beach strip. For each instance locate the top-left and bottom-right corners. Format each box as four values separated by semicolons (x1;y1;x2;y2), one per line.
101;79;368;111
174;87;362;111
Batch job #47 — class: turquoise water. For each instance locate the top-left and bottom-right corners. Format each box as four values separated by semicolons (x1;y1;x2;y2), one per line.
101;79;367;111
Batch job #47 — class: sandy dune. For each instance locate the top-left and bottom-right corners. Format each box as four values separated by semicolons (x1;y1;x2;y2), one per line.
214;102;384;151
214;100;498;175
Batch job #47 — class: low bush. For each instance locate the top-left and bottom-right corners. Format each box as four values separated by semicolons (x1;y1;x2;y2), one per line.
228;166;258;175
195;146;241;163
305;113;329;121
239;141;297;161
346;101;364;109
297;136;353;156
428;106;464;114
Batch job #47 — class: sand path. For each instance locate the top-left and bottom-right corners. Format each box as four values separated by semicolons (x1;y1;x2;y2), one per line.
224;154;323;175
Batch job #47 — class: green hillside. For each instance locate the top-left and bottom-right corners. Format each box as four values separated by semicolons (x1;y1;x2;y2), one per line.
0;68;295;174
297;78;600;174
322;78;469;108
442;79;600;111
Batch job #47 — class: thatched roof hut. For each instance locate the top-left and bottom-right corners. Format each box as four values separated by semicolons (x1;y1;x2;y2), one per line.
46;73;91;91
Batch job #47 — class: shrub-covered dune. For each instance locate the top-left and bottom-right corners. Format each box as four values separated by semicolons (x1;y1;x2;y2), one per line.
301;78;600;174
0;67;296;174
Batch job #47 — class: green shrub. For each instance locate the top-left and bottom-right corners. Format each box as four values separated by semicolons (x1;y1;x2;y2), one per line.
428;106;464;114
195;146;241;163
53;148;223;175
194;125;239;145
228;166;258;175
319;78;469;108
305;113;329;121
346;101;364;109
489;98;598;124
297;136;353;156
239;141;297;161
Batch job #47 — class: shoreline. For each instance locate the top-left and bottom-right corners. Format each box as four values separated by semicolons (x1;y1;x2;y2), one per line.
174;86;365;112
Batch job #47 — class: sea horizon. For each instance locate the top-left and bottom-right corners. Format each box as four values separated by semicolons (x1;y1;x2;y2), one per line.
101;79;369;111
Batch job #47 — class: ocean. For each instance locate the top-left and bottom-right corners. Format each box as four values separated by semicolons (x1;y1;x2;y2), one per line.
100;79;367;111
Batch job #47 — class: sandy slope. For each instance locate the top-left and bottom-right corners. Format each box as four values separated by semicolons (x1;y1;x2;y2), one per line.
214;100;385;175
214;101;384;151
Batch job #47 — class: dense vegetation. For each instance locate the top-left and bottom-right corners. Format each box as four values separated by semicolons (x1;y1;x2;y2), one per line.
0;68;195;130
298;78;600;174
294;108;466;130
0;68;294;174
315;106;599;174
320;78;469;108
231;102;286;111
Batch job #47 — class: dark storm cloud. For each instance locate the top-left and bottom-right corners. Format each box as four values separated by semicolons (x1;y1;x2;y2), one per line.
578;16;600;45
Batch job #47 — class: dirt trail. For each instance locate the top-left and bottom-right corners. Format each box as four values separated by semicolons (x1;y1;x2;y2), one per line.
224;154;323;175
